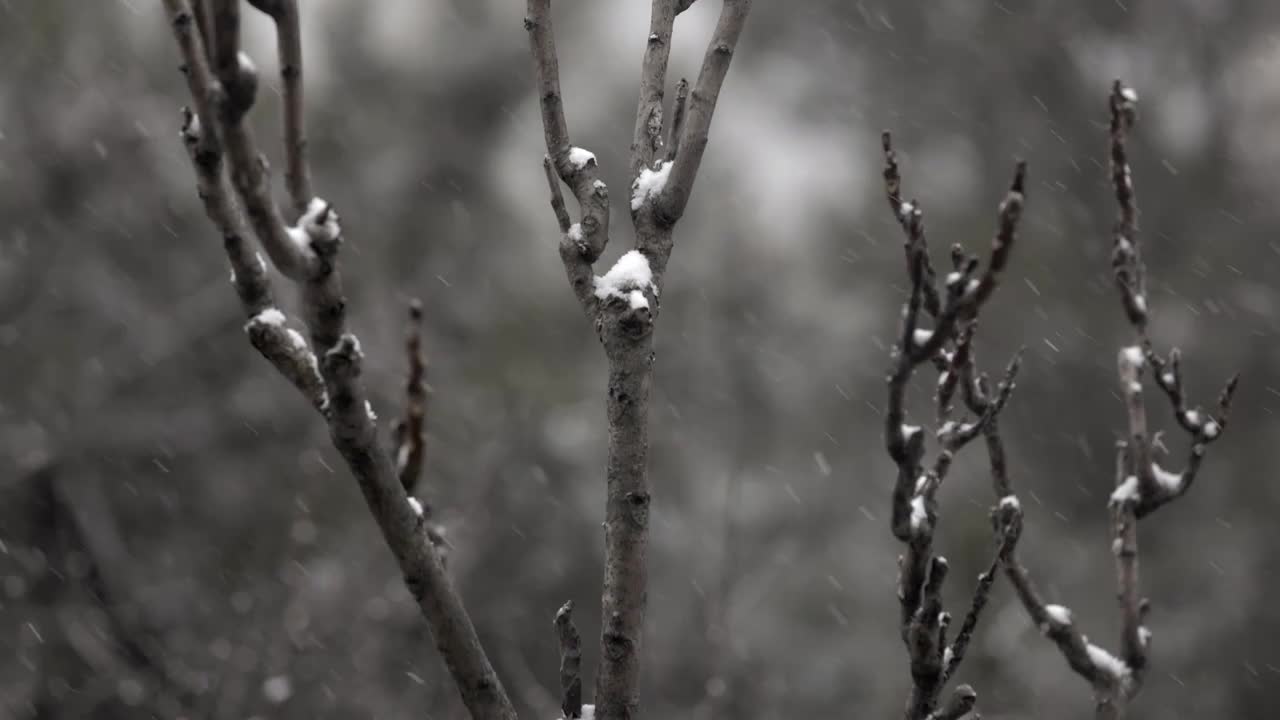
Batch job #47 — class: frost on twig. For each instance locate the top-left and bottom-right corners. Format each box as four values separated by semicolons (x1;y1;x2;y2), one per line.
879;130;1026;719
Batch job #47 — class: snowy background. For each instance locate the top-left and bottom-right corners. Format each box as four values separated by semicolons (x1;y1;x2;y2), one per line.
2;0;1279;717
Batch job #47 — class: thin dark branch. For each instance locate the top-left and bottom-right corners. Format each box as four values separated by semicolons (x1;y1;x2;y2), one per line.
248;0;312;214
555;601;583;719
163;1;516;716
880;130;1026;720
631;1;678;175
526;0;611;270
395;299;429;494
664;78;689;162
658;0;753;222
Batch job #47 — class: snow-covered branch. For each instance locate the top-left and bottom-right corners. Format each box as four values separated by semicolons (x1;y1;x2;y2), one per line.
879;128;1027;720
160;2;515;717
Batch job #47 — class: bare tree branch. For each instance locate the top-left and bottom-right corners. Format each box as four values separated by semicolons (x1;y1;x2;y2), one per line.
527;3;751;718
879;131;1026;719
246;0;312;214
555;601;584;719
631;1;678;175
394;299;430;494
161;2;515;717
658;0;753;223
663;78;689;163
992;80;1240;720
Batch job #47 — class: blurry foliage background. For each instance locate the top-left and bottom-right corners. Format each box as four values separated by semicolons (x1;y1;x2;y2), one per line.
2;0;1279;718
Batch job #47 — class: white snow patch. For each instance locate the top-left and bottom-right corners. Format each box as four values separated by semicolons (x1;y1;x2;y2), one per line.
251;307;287;327
898;201;915;220
593;250;654;301
568;223;583;242
408;497;424;517
1160;371;1176;388
1111;475;1140;504
1185;409;1202;427
945;271;962;286
999;495;1021;511
557;705;595;720
909;495;928;531
1120;86;1139;103
631;160;673;210
1087;643;1130;680
1202;419;1220;439
901;424;923;445
284;328;309;354
1120;345;1145;369
1150;462;1182;493
1044;604;1072;626
942;646;954;668
366;400;378;422
912;328;934;347
568;147;596;170
1133;295;1147;314
627;290;649;310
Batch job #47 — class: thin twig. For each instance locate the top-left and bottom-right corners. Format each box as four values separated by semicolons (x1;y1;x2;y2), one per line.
555;601;583;719
247;0;312;214
658;0;753;223
880;130;1027;719
161;2;516;716
394;299;429;494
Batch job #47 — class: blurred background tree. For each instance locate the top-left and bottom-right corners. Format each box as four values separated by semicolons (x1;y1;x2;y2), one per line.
1;1;1277;718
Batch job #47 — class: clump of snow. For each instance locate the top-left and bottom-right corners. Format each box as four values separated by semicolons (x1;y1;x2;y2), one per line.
557;705;595;720
1160;371;1176;388
1119;86;1139;103
1150;462;1182;493
627;290;649;310
900;424;922;445
408;497;424;517
1133;295;1147;314
288;197;341;253
365;400;377;422
1110;475;1140;505
898;201;915;221
912;328;933;348
1184;409;1202;427
568;147;596;170
285;328;309;354
1120;345;1145;369
593;250;655;303
909;496;928;531
1087;643;1131;680
250;307;287;327
568;223;583;242
1202;419;1220;439
631;160;673;210
1044;604;1072;626
945;271;962;287
942;646;954;668
998;495;1020;511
